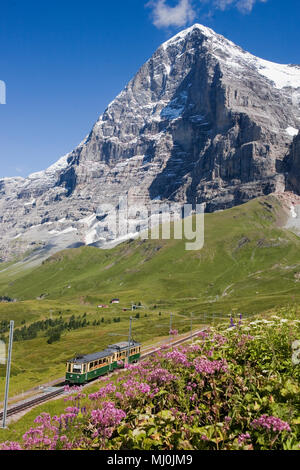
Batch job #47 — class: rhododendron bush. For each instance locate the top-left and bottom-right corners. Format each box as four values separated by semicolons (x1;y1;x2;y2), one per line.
1;313;300;450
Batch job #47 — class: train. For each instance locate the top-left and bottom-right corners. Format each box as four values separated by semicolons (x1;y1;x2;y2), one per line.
65;340;141;384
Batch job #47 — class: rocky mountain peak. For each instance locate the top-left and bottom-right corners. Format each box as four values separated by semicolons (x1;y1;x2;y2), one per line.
0;24;299;263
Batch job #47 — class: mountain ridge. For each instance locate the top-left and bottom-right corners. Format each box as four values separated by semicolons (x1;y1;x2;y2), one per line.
0;23;300;262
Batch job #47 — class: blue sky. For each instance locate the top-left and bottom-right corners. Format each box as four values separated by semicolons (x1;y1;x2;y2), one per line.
0;0;299;178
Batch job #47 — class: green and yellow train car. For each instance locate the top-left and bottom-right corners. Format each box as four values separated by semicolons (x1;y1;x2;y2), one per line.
65;340;141;384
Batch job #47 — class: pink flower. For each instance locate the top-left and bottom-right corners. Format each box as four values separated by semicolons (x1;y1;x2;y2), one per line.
164;349;191;367
146;367;178;384
88;383;116;400
251;415;291;433
197;331;209;339
64;407;79;414
238;433;251;445
0;441;23;450
213;334;227;346
193;357;228;375
90;402;126;439
169;329;178;336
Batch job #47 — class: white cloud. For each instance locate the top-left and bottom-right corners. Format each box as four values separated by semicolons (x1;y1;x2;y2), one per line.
147;0;268;29
213;0;268;13
148;0;196;28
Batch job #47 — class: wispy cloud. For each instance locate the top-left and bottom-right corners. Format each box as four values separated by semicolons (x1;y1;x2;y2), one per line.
213;0;268;13
147;0;268;29
147;0;196;29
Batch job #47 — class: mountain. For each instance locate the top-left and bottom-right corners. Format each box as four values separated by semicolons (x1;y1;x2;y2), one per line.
1;23;300;262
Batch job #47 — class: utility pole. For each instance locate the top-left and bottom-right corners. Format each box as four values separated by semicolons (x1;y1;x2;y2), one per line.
127;316;133;365
169;313;173;344
2;321;14;429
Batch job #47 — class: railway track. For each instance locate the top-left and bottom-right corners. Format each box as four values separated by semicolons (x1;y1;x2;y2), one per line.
141;328;204;359
0;388;65;423
0;328;204;423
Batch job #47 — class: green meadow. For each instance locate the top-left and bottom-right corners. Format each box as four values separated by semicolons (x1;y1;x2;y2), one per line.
1;194;300;396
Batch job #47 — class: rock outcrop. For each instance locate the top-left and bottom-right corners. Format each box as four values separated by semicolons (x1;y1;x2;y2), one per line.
286;134;300;194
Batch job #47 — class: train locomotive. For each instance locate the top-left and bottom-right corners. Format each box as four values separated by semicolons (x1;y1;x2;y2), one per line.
65;340;141;384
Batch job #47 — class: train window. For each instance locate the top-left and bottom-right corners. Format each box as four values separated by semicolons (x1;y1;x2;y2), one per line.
83;364;86;373
67;363;71;372
73;364;82;373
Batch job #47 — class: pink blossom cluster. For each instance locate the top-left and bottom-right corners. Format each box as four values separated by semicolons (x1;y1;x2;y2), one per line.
164;349;191;367
213;334;227;346
146;367;178;385
238;432;251;444
193;357;228;375
19;412;72;450
169;329;178;336
190;344;201;352
237;334;255;348
0;441;23;450
64;385;83;394
251;415;291;433
64;407;79;415
88;383;117;401
197;330;210;339
90;402;126;438
121;378;151;396
186;381;197;392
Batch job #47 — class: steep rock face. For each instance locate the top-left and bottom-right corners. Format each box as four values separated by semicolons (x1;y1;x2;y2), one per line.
286;134;300;194
0;24;300;262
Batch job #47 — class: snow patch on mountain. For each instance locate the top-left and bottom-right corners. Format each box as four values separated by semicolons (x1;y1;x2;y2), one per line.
161;24;300;91
286;127;299;137
256;61;300;90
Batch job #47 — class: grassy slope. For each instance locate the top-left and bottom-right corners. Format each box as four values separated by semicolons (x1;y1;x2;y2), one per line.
1;195;300;310
1;194;300;395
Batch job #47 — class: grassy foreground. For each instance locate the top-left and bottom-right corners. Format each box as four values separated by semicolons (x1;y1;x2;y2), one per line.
0;308;299;450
